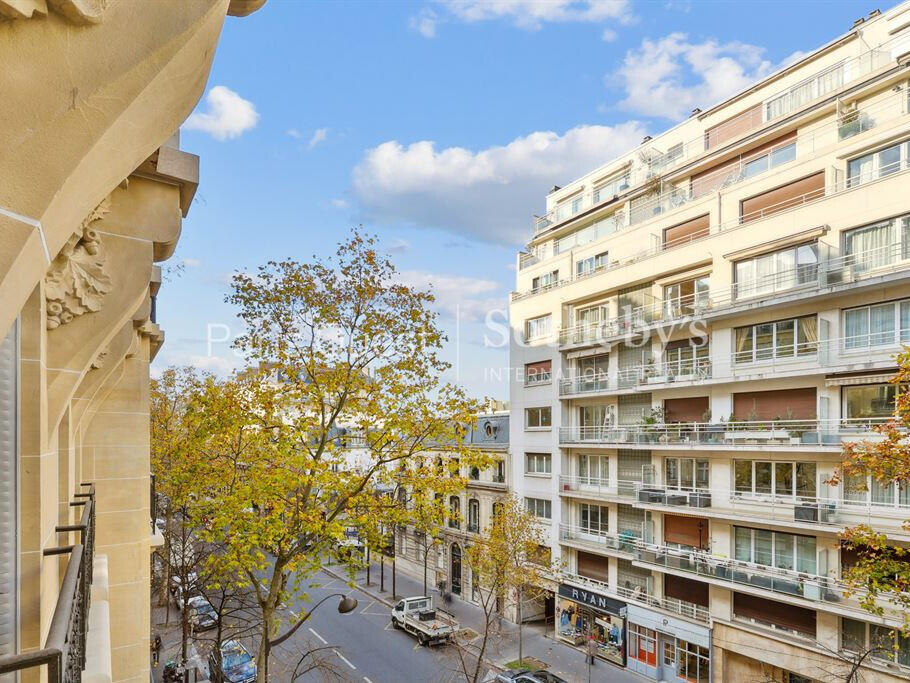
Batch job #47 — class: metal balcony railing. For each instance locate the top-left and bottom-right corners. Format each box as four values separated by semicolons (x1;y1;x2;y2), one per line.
559;418;890;448
561;571;710;623
0;483;96;683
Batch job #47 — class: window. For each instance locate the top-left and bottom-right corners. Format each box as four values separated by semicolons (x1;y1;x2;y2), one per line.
841;617;910;667
531;270;559;291
525;315;552;342
525;406;551;429
676;639;710;683
576;251;609;277
524;360;552;386
493;460;506;484
525;497;552;519
578;404;607;428
843;383;899;420
842;469;910;508
742;142;796;179
663;276;709;317
592;172;630;203
843;215;910;271
734;243;819;299
525;452;552;475
734;460;816;498
734;526;817;573
577;353;608;379
554;213;621;254
578;454;609;484
662;338;709;377
628;624;657;667
467;499;480;533
665;457;709;491
449;496;460;529
733;316;818;363
843;299;910;350
579;503;609;533
847;138;910;188
469;466;480;481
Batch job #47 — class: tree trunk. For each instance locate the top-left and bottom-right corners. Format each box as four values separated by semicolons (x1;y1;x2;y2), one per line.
423;545;428;596
256;609;272;683
517;586;523;665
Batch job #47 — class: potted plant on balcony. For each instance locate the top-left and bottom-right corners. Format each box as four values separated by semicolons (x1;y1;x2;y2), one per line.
838;110;872;140
644;358;669;385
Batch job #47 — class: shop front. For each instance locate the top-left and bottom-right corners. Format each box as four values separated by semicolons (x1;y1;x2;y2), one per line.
556;583;626;667
625;604;711;682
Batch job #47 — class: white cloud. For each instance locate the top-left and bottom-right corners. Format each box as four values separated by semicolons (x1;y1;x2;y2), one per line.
601;27;617;42
410;8;440;37
308;127;329;149
439;0;634;30
330;198;349;209
615;33;774;121
181;257;201;268
286;128;302;139
386;238;411;254
184;86;259;140
352;122;648;245
398;270;506;323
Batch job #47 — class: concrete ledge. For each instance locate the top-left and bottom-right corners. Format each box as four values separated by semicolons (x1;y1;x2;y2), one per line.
84;599;112;683
91;554;109;602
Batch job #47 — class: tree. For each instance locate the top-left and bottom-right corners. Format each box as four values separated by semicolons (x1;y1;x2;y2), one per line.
454;495;557;683
831;349;910;625
187;231;490;683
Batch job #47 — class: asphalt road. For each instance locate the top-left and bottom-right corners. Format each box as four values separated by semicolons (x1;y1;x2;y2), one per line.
267;568;470;683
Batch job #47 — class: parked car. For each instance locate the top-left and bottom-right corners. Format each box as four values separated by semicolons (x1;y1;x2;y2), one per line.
494;670;569;683
189;596;218;631
170;572;198;609
208;640;256;683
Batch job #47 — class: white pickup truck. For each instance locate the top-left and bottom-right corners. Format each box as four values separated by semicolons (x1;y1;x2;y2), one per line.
390;596;458;646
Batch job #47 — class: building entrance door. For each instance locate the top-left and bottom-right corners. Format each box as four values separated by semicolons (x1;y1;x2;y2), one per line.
659;635;678;681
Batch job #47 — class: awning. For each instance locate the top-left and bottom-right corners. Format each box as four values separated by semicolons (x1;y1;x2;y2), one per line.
825;373;895;387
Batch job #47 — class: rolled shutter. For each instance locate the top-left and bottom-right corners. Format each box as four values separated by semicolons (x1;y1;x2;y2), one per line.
664;574;709;607
0;322;18;665
733;592;816;636
740;171;825;223
663;514;709;549
705;103;763;150
663;214;709;249
577;551;609;583
733;388;817;420
664;397;709;423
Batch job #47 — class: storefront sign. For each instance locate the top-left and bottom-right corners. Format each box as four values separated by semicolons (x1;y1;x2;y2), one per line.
558;583;625;616
625;604;710;648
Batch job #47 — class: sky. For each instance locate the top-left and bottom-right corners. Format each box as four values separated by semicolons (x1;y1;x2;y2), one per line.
157;0;881;401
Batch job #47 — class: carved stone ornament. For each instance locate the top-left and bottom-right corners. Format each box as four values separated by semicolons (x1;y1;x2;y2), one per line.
90;346;108;370
0;0;106;23
45;199;113;330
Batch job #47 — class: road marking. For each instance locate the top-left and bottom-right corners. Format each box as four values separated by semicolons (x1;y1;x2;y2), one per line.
333;649;356;670
412;642;421;651
383;621;393;631
364;678;374;683
359;599;375;614
308;627;327;645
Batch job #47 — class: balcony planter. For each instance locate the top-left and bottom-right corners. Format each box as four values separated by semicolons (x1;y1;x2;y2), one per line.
712;560;731;580
640;548;658;564
638;488;665;504
666;493;688;506
646;374;670;385
724;429;789;441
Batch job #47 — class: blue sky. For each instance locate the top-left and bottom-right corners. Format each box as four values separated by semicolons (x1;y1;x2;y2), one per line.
159;0;874;401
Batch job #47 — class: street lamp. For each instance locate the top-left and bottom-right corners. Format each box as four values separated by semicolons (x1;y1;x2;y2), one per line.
270;593;358;647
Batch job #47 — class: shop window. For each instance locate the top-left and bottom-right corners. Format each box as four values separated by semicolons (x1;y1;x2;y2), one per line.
628;624;657;667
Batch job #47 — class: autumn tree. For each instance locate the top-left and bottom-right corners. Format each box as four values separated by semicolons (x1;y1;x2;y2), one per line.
188;231;490;682
454;495;557;683
832;349;910;630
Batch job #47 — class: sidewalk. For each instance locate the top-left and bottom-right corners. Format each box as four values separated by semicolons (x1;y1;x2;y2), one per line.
322;560;647;683
150;598;208;682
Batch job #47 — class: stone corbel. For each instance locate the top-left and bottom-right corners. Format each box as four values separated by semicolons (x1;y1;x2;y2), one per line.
0;0;106;23
45;199;112;330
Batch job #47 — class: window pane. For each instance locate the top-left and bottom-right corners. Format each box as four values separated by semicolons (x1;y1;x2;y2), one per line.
735;326;754;362
744;155;769;178
734;461;752;493
844;309;870;349
879;144;901;177
734;527;752;561
774;532;795;570
796;463;817;498
776;462;794;497
755;462;772;494
841;618;865;652
771;143;796;167
797;535;817;574
755;323;774;360
754;529;773;566
666;458;679;488
775;319;795;357
870;303;896;345
680;459;694;489
871;478;894;506
798;317;819;355
696;460;709;489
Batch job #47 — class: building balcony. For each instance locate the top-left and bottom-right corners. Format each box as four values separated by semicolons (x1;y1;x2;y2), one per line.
559;475;639;502
558;241;910;350
558;334;903;398
558;418;889;451
627;539;904;625
559;523;640;558
561;571;710;624
0;484;100;683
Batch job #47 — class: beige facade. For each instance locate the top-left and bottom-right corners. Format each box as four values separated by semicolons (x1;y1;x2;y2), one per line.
0;2;260;682
510;4;910;682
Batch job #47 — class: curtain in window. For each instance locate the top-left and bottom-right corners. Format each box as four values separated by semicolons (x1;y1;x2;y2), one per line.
797;317;818;355
734;327;753;362
845;221;892;270
844;308;869;349
870;303;895;346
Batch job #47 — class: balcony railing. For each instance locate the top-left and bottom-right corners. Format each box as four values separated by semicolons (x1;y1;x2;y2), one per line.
561;571;710;623
557;238;910;346
0;484;96;683
559;418;890;448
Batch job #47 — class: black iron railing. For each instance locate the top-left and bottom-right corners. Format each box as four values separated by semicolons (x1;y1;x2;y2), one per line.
0;483;95;683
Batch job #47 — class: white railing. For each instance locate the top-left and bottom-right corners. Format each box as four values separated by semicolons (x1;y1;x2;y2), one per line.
529;47;893;239
559;418;890;448
558;476;640;499
555;238;910;343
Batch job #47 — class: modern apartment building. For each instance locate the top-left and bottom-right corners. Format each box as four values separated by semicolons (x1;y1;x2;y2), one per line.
0;2;260;682
395;410;512;613
510;5;910;682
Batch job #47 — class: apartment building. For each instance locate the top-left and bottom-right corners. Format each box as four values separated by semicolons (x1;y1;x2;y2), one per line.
395;411;512;613
0;2;260;682
510;5;910;682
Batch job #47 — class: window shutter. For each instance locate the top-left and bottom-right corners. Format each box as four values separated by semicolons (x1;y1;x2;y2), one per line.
0;322;18;663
